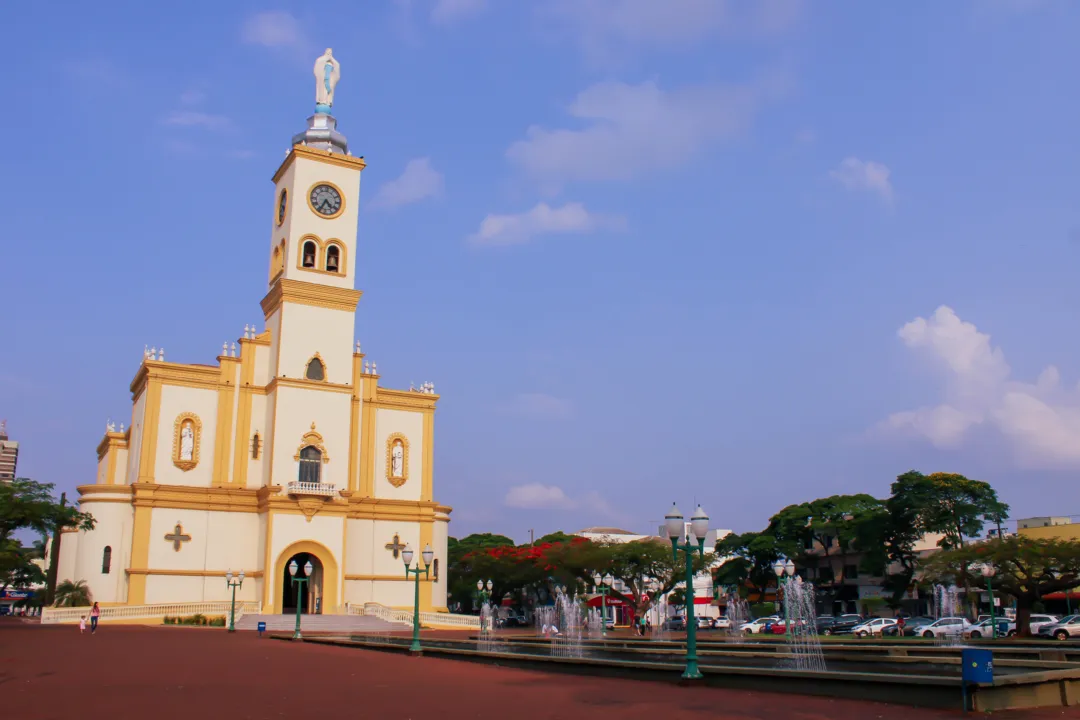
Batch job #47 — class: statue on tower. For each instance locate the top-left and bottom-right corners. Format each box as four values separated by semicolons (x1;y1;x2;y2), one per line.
314;48;341;115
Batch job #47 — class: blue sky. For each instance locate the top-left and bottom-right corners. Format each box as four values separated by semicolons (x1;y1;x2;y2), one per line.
4;0;1080;543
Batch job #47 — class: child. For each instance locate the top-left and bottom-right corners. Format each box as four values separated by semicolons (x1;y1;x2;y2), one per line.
79;616;87;633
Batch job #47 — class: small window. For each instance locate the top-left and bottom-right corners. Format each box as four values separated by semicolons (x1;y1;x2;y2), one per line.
325;244;341;273
305;357;325;381
299;446;322;483
251;432;261;459
102;546;112;574
302;241;318;268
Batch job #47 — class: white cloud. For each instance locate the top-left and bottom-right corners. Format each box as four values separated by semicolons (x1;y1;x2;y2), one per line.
468;203;624;247
505;483;576;510
241;11;305;48
506;78;782;187
432;0;487;23
503;392;575;419
368;158;444;210
179;89;206;107
879;305;1080;468
830;157;894;204
162;111;231;130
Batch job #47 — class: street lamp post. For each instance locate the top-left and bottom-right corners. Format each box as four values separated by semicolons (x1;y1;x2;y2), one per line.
287;559;313;640
403;542;435;654
224;570;245;633
665;502;710;681
772;558;796;638
592;572;613;638
981;563;998;640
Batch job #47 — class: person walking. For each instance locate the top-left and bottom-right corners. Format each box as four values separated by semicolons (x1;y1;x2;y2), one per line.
90;602;101;634
79;616;87;634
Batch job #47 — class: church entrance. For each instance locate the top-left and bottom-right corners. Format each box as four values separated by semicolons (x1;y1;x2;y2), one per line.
281;552;324;615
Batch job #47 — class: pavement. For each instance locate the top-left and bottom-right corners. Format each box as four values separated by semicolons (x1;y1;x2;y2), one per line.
3;619;1080;719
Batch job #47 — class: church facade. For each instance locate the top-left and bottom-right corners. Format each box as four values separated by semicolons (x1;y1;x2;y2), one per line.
55;60;450;614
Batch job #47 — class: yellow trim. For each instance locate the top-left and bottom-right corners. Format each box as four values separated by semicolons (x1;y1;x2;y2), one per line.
267;376;351;394
211;358;238;485
276;187;288;226
420;520;434;611
126;568;264;578
345;574;435;583
131;361;221;398
172;412;203;472
272;144;367;184
260;278;362;318
270;239;285;284
323;240;346;275
347;352;364;493
422;411;434;502
296;234;324;272
306;180;346;220
127;502;153;604
372;386;439;412
359;373;378;497
231;337;257;487
95;432;128;485
293;234;348;277
293;422;331;463
385;433;409;488
136;376;163;482
272;539;339;614
262;512;275;608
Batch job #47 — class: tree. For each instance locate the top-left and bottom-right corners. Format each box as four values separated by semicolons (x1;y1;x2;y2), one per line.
921;536;1080;636
53;579;92;607
713;531;782;601
0;479;94;594
767;494;885;609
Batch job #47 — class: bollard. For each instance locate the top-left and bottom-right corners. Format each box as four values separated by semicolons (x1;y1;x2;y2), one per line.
257;620;266;638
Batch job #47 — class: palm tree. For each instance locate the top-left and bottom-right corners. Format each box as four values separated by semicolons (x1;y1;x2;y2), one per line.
53;579;92;607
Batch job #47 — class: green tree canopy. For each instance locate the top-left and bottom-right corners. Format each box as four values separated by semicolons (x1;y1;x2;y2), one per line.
921;536;1080;636
891;471;1009;550
713;531;782;601
0;479;94;593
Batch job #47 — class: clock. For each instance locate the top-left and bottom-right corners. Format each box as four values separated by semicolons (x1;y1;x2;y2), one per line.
309;183;343;217
277;189;287;225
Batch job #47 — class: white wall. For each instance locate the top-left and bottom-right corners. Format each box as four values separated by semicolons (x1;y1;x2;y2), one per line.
154;384;219;487
278;303;355;384
270;385;351;488
73;500;134;604
373;408;424;501
126;390;147;484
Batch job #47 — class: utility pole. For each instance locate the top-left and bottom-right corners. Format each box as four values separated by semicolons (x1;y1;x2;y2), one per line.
529;529;534;546
45;492;65;606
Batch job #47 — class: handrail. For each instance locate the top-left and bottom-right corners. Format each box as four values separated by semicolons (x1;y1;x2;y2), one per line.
360;601;480;628
41;600;261;624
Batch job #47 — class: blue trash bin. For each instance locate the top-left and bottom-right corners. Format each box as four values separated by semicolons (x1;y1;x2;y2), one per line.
961;647;993;711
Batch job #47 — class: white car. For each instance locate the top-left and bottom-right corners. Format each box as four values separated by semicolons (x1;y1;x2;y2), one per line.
915;617;972;638
1028;614;1061;635
739;617;781;634
853;618;897;638
712;616;731;629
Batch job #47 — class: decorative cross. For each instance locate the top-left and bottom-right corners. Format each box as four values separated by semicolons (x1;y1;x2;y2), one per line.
385;533;405;559
165;523;192;552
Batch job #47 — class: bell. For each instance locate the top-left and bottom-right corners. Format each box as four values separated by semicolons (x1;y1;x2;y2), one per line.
327;255;339;271
303;253;316;268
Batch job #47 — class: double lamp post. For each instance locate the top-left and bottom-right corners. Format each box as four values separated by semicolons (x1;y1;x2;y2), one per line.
224;569;245;633
402;542;435;654
664;502;710;682
772;557;795;637
592;571;614;637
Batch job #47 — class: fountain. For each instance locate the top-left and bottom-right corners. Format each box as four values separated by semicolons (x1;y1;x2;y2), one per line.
650;592;671;640
478;601;500;653
930;584;964;646
587;607;604;638
551;588;586;658
781;577;826;671
725;595;750;642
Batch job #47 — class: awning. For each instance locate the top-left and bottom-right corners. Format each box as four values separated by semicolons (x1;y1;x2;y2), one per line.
1041;591;1080;600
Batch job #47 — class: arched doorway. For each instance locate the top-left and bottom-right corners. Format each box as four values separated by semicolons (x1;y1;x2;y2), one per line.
272;540;339;615
281;552;324;615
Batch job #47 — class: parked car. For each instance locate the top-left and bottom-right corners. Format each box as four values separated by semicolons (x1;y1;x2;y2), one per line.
1027;614;1061;635
740;616;782;634
880;616;931;637
913;617;971;638
853;618;898;638
663;616;686;631
769;619;812;634
712;616;731;629
822;617;865;636
1038;615;1080;641
963;618;1015;639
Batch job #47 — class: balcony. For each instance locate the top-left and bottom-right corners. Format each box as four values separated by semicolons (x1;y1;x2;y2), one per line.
286;481;338;498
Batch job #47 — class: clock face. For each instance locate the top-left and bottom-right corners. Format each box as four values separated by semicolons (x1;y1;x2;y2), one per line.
277;190;287;225
309;183;343;217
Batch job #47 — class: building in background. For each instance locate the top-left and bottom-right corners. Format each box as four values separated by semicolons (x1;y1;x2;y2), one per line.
1017;517;1079;541
0;420;18;482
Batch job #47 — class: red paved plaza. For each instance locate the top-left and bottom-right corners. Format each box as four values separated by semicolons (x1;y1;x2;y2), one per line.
3;620;1080;719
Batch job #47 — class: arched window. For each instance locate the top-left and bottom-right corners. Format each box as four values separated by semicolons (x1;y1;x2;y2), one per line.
305;357;325;381
102;546;112;574
251;432;261;459
298;446;322;484
325;244;341;273
302;240;318;268
270;244;284;281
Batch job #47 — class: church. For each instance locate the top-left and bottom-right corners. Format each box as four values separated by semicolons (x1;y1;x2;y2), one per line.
55;49;451;615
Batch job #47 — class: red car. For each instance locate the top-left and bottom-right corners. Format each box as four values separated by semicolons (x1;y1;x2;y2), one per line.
769;619;809;634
